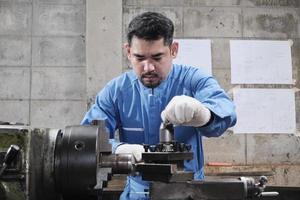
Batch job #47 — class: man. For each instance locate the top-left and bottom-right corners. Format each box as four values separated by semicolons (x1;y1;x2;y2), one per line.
82;12;236;200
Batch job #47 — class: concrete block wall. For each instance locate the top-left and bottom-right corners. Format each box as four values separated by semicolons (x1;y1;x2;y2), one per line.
123;0;300;185
86;0;123;106
0;0;86;128
0;0;299;186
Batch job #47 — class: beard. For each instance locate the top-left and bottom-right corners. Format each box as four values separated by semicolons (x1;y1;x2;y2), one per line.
140;71;162;88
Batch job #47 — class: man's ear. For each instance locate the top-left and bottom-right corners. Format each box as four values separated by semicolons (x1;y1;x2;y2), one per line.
170;41;179;58
124;43;131;59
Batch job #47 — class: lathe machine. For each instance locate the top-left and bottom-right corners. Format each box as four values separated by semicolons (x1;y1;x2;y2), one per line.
0;121;278;200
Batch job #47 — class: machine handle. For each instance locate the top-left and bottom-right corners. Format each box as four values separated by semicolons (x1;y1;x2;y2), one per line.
260;192;279;197
0;145;20;177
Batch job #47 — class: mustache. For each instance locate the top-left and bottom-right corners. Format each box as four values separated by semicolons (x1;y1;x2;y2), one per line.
141;71;159;78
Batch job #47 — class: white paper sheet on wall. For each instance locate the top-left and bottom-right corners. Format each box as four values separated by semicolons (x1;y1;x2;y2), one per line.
233;88;296;134
174;39;212;75
230;40;293;84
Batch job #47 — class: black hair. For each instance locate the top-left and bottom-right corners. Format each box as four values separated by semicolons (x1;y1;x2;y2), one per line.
126;12;174;46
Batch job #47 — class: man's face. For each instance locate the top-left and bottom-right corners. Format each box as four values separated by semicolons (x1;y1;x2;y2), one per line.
125;37;178;88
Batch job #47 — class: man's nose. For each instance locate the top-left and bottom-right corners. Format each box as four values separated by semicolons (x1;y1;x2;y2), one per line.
143;61;155;72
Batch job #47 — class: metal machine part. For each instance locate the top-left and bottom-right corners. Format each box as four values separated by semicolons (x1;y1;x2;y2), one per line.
137;123;194;182
0;123;135;200
0;122;279;200
150;176;279;200
0;145;20;177
54;125;104;199
54;123;135;200
159;123;174;143
100;154;135;174
150;123;192;153
139;124;278;198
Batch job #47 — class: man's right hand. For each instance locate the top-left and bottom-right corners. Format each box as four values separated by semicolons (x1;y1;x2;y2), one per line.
161;95;211;127
115;144;145;162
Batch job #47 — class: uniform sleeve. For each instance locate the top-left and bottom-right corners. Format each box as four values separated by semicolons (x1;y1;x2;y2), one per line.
191;70;237;137
81;84;122;151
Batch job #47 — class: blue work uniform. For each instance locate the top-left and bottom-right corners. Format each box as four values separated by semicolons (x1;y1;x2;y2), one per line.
81;64;237;200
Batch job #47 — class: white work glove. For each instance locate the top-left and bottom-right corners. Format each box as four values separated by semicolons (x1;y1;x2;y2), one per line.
161;95;211;127
115;144;145;162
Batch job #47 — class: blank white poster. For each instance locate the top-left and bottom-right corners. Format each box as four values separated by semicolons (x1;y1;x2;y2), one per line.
174;39;212;75
230;40;293;84
233;88;295;134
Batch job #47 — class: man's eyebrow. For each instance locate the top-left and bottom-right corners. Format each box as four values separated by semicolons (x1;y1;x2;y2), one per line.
133;53;164;58
152;53;164;57
133;53;144;58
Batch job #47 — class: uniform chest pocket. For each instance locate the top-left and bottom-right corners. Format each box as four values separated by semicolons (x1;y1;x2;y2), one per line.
121;127;145;144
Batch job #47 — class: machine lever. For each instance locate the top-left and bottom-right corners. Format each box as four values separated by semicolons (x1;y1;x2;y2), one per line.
260;192;279;197
0;145;20;177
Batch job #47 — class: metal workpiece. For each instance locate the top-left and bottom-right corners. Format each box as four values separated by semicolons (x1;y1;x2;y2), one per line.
99;153;135;175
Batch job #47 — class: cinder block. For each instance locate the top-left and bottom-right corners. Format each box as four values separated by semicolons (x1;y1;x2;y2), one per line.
0;36;31;66
124;0;242;7
183;7;242;37
0;100;29;125
32;36;85;66
37;0;84;3
243;7;300;38
86;0;123;99
0;0;32;2
31;67;86;100
212;68;233;92
184;0;242;6
211;39;232;93
292;39;300;83
0;68;30;99
242;0;300;7
123;7;183;38
203;133;246;165
30;100;86;128
297;71;300;92
211;39;231;69
0;2;32;35
272;165;300;186
246;134;300;164
296;93;300;133
123;0;185;7
33;4;85;36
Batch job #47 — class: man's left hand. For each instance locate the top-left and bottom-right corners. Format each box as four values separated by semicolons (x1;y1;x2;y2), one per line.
115;144;145;162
